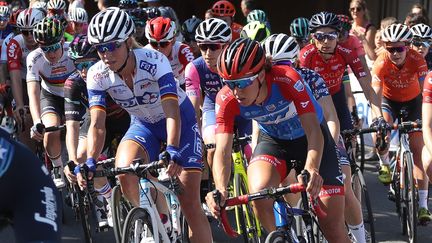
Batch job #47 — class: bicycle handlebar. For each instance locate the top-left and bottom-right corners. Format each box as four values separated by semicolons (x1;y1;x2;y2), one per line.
342;120;422;137
36;124;66;133
92;158;169;178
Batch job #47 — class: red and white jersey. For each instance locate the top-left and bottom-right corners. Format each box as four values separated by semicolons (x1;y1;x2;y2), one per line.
145;41;195;87
6;34;33;77
0;32;15;64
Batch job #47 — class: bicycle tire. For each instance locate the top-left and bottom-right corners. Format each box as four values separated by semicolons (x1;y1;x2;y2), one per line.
179;212;190;243
297;198;322;243
351;169;376;243
265;230;294;243
78;188;93;243
233;173;261;243
404;152;417;243
112;185;132;243
121;207;154;243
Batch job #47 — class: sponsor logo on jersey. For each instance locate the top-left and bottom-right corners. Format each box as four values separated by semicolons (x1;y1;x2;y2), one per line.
265;104;276;112
141;92;159;104
51;66;67;75
331;64;342;71
139;60;157;75
181;46;195;62
300;101;309;108
34;186;58;232
293;80;304;92
7;42;17;58
314;67;324;72
302;47;314;59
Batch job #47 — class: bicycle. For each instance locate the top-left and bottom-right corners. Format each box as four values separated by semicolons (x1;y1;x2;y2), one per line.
214;170;326;243
89;153;189;243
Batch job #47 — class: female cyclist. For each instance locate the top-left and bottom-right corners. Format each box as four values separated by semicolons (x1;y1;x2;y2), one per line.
206;37;350;242
80;7;212;242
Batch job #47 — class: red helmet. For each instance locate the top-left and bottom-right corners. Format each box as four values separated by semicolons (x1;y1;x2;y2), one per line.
217;38;265;80
145;16;176;42
9;9;23;26
211;0;236;17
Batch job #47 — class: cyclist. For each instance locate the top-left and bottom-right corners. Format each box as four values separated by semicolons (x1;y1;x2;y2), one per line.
27;16;75;188
410;23;432;62
211;0;243;41
290;17;310;49
181;16;202;57
267;32;367;243
46;0;66;15
126;8;148;46
68;7;87;36
159;6;182;41
240;21;271;43
145;16;195;90
46;0;73;41
246;9;271;31
422;71;432;179
7;8;44;152
206;37;349;242
81;7;212;242
0;3;12;83
372;23;431;222
0;127;62;243
64;34;130;228
144;6;161;20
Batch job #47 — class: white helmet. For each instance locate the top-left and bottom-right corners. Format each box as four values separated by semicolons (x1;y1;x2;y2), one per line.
47;0;66;10
263;33;299;63
69;7;88;23
195;18;231;43
411;23;432;39
88;7;135;44
17;8;45;30
0;5;10;18
381;23;413;43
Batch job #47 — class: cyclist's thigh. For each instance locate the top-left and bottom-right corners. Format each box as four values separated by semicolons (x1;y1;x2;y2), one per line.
201;108;216;145
332;89;353;131
40;89;64;121
382;96;398;122
406;95;422;122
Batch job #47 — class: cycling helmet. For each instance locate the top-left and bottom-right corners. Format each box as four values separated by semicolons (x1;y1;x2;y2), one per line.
263;33;299;63
47;0;66;11
145;16;176;42
88;7;135;45
119;0;138;10
17;8;45;30
33;16;64;45
69;7;88;23
337;14;352;32
411;23;432;39
50;13;67;28
309;11;340;33
246;9;267;23
181;16;202;42
0;5;10;18
381;23;413;43
68;34;98;60
145;7;161;19
195;18;231;43
218;38;265;80
128;8;148;23
211;0;236;17
32;1;48;10
9;9;24;27
240;21;271;43
290;17;309;39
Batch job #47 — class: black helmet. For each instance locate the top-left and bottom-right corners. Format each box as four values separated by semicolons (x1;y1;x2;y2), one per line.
68;34;98;61
145;7;161;19
181;16;202;42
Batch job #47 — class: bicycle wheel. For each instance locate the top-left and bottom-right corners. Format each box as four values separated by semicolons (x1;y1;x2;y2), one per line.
404;152;417;243
351;169;376;243
178;212;190;243
265;229;296;243
121;207;154;243
233;173;261;243
112;185;132;243
78;189;93;243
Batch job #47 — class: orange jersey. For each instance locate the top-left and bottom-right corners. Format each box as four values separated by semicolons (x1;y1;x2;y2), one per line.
231;22;243;41
372;49;427;102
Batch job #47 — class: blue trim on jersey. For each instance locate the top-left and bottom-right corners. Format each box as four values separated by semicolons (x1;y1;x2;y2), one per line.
158;72;177;97
88;89;107;108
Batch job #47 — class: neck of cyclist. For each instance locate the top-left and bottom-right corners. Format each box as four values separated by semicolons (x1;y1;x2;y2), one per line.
116;49;135;77
252;76;267;106
319;47;336;59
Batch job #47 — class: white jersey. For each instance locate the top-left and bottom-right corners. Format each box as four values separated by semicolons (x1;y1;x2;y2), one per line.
87;47;187;124
0;32;15;64
26;43;75;97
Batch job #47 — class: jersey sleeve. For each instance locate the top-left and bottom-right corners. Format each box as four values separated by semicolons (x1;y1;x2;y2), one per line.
215;86;241;134
276;67;316;115
423;72;432;103
178;44;195;68
342;47;367;79
64;72;86;121
298;44;314;69
350;35;366;57
6;39;22;71
26;51;40;82
86;65;108;110
416;55;428;82
0;36;8;64
371;55;386;88
184;62;201;98
299;68;330;100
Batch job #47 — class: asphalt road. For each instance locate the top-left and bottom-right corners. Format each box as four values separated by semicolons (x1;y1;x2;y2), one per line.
2;159;432;243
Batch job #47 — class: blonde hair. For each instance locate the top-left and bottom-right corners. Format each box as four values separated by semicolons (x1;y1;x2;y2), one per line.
350;0;370;22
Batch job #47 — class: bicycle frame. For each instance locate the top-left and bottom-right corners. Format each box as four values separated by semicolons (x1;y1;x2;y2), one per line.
396;133;416;195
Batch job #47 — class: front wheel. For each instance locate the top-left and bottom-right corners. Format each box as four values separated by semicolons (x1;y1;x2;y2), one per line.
112;185;132;243
404;152;417;243
121;207;154;243
265;229;297;243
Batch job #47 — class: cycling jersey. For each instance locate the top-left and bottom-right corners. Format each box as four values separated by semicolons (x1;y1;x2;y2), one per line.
26;43;75;97
216;65;323;140
0;25;13;57
144;41;195;87
0;32;15;64
423;72;432;103
6;34;32;77
299;43;367;95
338;35;365;57
231;22;243;41
372;49;427;102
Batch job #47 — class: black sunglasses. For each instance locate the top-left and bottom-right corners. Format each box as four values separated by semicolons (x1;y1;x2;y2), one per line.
198;43;223;51
150;41;171;48
21;30;32;36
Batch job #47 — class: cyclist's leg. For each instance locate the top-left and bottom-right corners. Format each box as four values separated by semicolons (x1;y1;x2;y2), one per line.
377;98;396;182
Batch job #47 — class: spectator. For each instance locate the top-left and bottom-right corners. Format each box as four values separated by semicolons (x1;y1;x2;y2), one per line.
411;3;429;24
380;16;398;30
405;13;428;27
350;0;377;61
240;0;257;17
204;9;213;19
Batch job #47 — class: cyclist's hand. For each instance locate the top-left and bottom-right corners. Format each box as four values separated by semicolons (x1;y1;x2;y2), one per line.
64;163;77;183
161;145;183;177
205;189;228;220
299;168;323;199
13;106;25;132
30;122;44;141
74;158;97;190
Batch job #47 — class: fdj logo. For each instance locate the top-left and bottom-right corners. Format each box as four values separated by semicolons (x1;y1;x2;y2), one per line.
139;61;157;75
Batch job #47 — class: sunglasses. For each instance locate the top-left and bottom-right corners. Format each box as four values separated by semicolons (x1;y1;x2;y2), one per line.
40;42;62;53
349;7;363;12
135;21;145;27
412;40;430;48
224;74;259;89
386;46;406;53
313;32;338;42
150;40;171;48
95;41;123;53
198;43;223;51
75;61;96;71
0;16;9;22
21;29;32;36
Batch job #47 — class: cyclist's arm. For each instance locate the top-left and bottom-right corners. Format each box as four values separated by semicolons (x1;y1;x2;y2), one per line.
7;39;24;108
27;81;41;123
299;112;324;172
184;62;202;133
10;70;23;108
66;120;81;163
86;108;106;160
161;96;181;147
213;132;234;194
422;103;432;155
318;95;340;142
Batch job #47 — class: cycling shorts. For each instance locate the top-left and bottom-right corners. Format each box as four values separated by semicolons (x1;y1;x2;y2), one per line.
337;136;350;167
382;95;422;122
122;98;203;171
40;89;64;118
251;121;344;197
0;138;62;242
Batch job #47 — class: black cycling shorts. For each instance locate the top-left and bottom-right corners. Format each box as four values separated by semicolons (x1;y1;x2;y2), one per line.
0;133;62;242
40;89;64;118
382;95;422;122
251;122;344;198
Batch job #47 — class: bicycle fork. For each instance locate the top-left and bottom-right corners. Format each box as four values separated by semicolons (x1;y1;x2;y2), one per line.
273;199;302;243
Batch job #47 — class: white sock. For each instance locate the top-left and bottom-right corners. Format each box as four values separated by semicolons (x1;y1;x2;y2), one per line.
378;152;389;166
50;154;63;167
348;222;366;243
419;190;428;209
95;183;112;201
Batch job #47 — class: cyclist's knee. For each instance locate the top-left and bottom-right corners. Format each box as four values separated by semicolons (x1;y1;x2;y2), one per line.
118;174;139;207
